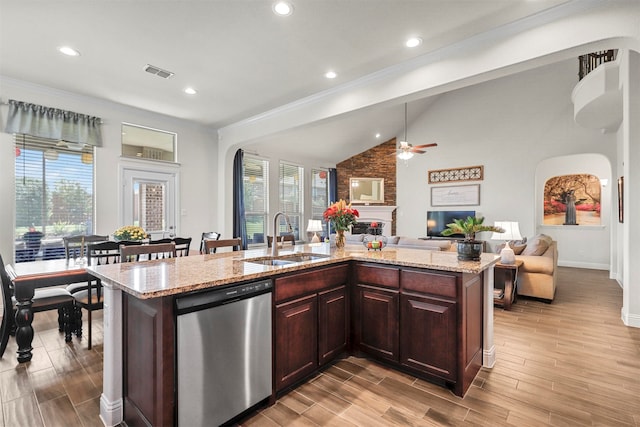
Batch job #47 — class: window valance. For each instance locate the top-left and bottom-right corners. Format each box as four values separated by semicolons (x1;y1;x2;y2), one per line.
4;99;103;147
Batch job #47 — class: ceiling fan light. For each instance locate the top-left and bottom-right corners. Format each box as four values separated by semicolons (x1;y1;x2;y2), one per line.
397;151;413;160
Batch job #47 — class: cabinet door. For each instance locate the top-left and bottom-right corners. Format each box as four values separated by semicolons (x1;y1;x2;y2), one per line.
400;292;456;380
275;294;318;391
318;286;348;366
354;284;399;362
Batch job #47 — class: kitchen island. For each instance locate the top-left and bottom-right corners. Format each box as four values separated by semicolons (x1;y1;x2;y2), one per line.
89;243;498;427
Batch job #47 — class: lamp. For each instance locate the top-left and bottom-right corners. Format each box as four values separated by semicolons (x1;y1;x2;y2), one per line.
307;219;323;243
490;221;522;264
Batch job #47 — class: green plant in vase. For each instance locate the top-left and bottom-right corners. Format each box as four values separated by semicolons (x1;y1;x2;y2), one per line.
441;216;503;261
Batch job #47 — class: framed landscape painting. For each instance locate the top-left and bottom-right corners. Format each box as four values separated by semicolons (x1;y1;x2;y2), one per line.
543;174;601;226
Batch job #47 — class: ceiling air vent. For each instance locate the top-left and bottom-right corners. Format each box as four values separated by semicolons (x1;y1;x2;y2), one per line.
143;64;174;79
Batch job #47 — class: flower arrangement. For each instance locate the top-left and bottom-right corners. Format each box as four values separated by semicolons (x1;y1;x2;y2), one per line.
323;199;359;231
113;225;148;241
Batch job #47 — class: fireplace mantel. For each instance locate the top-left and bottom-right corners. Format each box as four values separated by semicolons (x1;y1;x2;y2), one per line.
354;205;396;234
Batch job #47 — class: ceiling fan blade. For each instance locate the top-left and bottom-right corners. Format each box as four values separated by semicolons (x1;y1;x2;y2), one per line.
410;149;427;154
412;143;438;149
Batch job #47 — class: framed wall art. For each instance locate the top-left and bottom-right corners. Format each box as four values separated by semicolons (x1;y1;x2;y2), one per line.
428;165;484;184
431;184;480;207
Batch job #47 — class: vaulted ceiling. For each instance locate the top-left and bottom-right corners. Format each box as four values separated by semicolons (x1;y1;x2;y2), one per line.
1;1;574;161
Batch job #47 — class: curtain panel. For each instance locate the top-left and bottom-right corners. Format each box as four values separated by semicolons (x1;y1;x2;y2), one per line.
233;149;248;250
4;99;103;146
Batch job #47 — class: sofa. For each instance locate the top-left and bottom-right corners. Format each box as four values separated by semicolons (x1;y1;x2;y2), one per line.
508;235;558;302
339;234;453;251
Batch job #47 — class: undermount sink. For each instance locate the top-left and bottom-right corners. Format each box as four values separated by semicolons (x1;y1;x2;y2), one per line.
244;253;330;266
248;259;296;266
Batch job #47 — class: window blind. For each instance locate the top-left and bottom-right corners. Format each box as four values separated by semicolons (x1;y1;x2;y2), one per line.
243;156;269;245
14;134;94;261
279;162;304;239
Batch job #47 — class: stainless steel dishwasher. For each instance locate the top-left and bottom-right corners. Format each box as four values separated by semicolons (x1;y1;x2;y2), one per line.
175;279;272;426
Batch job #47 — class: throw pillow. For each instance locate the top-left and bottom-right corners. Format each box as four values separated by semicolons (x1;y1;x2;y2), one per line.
521;234;552;256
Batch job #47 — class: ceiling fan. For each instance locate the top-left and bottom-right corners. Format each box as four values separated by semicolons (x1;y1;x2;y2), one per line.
393;103;437;160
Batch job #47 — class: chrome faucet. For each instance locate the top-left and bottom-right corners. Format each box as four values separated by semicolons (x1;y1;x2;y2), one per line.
271;211;292;257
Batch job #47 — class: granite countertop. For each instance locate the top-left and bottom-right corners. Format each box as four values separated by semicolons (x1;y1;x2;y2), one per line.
88;243;499;299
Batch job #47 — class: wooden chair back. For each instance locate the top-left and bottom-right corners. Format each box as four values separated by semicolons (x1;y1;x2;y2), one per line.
64;234;109;259
172;237;192;257
87;241;122;265
200;232;221;254
267;234;296;248
203;238;241;254
120;243;177;262
0;255;14;358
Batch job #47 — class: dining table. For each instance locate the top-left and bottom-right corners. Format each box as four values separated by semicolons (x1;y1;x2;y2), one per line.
8;258;92;363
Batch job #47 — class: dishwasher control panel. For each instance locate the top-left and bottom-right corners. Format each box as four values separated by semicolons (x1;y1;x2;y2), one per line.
175;279;273;314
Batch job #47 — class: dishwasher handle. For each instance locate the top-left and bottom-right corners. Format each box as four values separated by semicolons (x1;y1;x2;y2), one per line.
175;279;272;315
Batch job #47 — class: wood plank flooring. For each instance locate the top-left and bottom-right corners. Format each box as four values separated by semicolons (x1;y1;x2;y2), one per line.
0;267;638;426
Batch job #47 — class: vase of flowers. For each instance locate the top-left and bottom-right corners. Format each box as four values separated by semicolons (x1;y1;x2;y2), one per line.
113;225;148;242
323;199;359;249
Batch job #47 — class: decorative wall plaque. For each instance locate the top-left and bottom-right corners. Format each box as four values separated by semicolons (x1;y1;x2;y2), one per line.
428;165;484;184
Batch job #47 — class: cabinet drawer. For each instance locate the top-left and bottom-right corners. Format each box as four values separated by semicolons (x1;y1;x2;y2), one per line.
275;263;349;302
355;263;399;289
400;269;457;298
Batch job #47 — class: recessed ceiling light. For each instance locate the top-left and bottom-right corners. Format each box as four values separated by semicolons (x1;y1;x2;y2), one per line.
405;37;422;48
375;133;381;138
325;71;337;79
58;46;80;56
184;87;197;95
273;1;293;16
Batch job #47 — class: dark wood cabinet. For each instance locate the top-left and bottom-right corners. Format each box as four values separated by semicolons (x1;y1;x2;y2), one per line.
274;263;349;392
318;285;348;365
122;294;175;427
354;284;399;362
274;294;318;391
400;292;456;380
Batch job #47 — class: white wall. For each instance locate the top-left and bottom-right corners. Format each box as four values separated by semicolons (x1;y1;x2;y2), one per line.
396;59;616;269
0;78;218;262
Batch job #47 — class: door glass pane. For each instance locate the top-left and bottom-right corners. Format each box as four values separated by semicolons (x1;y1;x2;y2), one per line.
133;180;166;234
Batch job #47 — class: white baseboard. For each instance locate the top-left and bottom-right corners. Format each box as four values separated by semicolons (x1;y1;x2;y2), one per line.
483;345;496;368
621;309;640;328
558;260;609;270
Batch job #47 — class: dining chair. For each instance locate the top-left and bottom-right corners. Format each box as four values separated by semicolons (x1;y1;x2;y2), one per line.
66;240;121;349
173;237;192;257
267;234;296;248
200;232;221;254
203;238;242;254
63;234;109;260
0;254;75;358
120;242;177;262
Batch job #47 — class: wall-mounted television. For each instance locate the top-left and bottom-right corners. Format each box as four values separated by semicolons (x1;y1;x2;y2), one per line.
426;210;476;238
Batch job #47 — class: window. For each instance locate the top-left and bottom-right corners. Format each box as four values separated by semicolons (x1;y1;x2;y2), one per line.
311;168;329;238
121;123;176;162
14;135;94;262
243;156;269;246
279;162;304;240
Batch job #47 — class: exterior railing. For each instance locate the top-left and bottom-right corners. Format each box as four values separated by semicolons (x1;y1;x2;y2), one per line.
578;49;617;80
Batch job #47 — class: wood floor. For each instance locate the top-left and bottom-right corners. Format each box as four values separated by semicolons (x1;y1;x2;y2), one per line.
0;267;638;426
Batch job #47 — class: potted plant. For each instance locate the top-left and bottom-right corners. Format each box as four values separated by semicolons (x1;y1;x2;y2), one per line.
441;216;503;261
